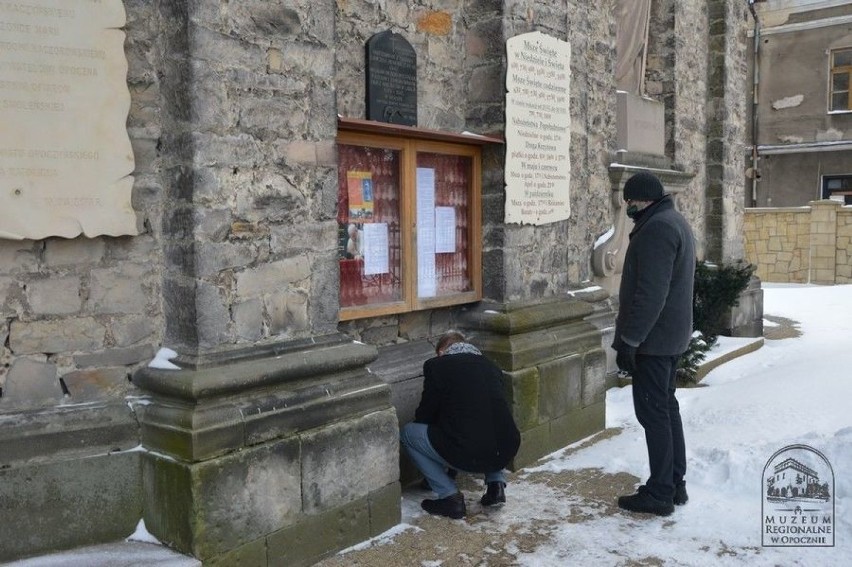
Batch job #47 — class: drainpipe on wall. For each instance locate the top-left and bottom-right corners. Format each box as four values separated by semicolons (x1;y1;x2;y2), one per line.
748;0;761;207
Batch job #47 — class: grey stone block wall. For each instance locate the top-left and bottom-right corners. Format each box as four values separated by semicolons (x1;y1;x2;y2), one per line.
0;0;165;407
646;0;749;264
155;0;341;355
484;2;616;302
334;3;617;343
0;452;142;563
0;402;141;562
647;0;709;259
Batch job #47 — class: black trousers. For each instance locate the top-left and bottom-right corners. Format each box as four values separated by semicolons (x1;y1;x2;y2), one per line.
631;354;686;503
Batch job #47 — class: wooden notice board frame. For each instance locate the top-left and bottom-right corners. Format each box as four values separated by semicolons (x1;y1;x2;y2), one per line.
337;119;501;321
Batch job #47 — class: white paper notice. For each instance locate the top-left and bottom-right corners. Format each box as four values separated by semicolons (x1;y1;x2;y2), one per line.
362;223;389;275
416;168;437;297
435;207;456;253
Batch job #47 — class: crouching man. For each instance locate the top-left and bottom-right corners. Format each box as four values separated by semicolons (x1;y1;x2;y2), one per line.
400;331;521;519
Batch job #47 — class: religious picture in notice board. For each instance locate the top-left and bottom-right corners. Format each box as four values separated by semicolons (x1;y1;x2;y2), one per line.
347;171;374;221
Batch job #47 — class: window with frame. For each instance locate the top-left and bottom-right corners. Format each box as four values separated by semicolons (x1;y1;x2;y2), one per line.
830;47;852;112
822;174;852;205
336;120;492;321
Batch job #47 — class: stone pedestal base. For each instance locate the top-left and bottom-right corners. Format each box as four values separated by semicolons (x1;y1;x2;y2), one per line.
133;335;401;565
723;275;764;337
458;292;616;469
0;403;141;562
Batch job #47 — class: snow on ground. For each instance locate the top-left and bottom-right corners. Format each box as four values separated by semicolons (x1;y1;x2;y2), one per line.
344;283;851;566
514;283;852;565
320;284;851;567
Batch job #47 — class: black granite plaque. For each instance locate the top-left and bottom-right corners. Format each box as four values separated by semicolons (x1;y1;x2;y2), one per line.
366;30;417;126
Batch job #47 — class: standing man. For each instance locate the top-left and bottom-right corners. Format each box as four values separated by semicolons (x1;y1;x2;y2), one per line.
613;171;695;516
400;331;520;519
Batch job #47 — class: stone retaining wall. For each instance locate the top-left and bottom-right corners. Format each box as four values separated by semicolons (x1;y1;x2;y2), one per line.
744;200;852;284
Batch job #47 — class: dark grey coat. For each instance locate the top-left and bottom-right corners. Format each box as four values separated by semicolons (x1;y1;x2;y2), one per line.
415;353;520;473
613;196;696;356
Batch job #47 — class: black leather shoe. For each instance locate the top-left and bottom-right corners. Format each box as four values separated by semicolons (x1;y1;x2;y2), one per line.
480;482;506;507
674;481;688;506
638;483;687;506
618;491;674;516
421;492;465;519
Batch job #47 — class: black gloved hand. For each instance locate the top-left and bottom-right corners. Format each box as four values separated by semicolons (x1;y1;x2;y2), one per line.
616;344;638;375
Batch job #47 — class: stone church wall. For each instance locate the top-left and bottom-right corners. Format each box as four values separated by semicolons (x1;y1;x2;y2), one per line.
0;1;752;563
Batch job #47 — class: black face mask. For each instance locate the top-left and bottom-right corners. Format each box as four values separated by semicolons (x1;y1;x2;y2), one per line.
626;204;641;219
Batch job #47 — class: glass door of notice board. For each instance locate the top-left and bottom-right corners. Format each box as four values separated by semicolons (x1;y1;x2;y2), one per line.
337;141;405;312
336;123;489;321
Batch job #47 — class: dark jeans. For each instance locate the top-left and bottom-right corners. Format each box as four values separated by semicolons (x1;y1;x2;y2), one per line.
631;354;686;503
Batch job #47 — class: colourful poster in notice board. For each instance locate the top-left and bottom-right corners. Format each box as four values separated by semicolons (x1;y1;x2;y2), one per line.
347;171;374;221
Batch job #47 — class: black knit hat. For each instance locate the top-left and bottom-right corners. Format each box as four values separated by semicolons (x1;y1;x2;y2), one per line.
623;171;665;202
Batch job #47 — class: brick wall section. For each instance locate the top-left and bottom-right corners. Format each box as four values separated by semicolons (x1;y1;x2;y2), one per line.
744;208;810;283
744;200;852;284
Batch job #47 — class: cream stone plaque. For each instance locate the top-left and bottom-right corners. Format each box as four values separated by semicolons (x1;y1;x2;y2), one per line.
505;32;571;225
616;91;664;156
0;0;137;240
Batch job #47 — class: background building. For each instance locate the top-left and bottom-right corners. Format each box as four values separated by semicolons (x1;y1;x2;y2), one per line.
747;0;852;206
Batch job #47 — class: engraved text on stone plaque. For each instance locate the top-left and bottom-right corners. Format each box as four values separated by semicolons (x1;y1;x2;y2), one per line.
365;30;417;126
0;0;137;240
505;32;571;225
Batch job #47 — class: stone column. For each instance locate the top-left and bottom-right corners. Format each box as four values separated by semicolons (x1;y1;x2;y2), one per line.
454;4;618;468
138;2;400;564
809;200;841;285
134;337;399;565
458;295;609;469
705;0;749;264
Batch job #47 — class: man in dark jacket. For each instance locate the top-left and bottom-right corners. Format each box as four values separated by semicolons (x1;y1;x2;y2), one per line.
612;171;695;516
400;331;521;519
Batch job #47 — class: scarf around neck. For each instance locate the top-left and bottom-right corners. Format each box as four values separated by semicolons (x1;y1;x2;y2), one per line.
443;342;482;356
